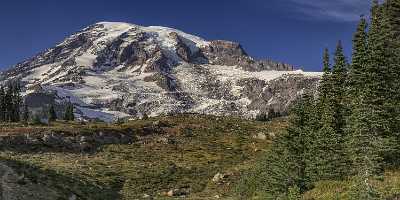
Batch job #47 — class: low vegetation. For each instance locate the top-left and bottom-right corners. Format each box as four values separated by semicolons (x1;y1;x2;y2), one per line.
0;115;286;199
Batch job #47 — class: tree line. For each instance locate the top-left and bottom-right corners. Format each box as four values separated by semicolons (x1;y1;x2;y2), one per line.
0;81;75;123
252;0;400;199
0;81;22;122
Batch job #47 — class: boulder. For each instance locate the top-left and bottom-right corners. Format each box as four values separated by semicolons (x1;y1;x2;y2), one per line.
212;173;225;183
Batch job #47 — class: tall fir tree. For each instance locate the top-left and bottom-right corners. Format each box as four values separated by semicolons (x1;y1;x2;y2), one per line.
345;13;385;198
383;0;400;162
262;93;316;198
12;82;21;122
5;83;14;122
22;104;29;123
48;104;57;122
366;0;395;162
64;102;74;121
348;17;369;100
311;42;350;181
346;95;384;199
317;48;332;109
307;48;333;182
0;86;5;122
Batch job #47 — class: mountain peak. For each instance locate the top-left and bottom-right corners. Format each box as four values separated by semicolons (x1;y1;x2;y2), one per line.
1;22;321;122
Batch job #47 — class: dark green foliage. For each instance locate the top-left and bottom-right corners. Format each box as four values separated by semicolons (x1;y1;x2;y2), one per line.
244;0;400;199
22;104;29;123
346;97;384;199
31;115;42;125
317;48;332;109
0;86;5;122
262;93;316;198
48;104;57;122
0;81;23;123
348;17;369;99
344;13;387;199
63;102;74;121
383;0;400;164
308;43;350;182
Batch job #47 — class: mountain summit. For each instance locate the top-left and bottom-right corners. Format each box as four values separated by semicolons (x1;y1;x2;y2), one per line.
1;22;321;121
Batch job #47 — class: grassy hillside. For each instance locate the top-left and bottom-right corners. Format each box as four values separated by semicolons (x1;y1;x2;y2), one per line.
0;115;286;200
1;115;399;199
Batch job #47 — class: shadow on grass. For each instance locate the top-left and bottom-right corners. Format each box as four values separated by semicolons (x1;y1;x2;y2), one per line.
0;158;123;200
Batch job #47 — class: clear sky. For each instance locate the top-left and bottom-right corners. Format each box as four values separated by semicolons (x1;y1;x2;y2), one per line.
0;0;372;71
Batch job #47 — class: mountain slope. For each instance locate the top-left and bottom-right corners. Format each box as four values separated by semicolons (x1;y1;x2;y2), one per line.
1;22;321;121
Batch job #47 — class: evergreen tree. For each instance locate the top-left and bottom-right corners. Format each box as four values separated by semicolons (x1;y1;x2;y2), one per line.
11;81;21;122
0;86;5;122
308;48;335;182
64;102;74;121
383;0;400;163
366;0;395;162
4;83;14;122
22;104;29;123
346;95;384;199
344;12;386;197
310;42;350;181
32;114;42;125
263;93;316;197
348;17;369;100
48;104;57;122
317;48;332;109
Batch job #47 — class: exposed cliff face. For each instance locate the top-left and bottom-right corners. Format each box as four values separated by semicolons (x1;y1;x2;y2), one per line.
0;22;321;122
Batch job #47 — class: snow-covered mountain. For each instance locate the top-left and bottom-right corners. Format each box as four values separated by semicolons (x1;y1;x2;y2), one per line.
1;22;322;122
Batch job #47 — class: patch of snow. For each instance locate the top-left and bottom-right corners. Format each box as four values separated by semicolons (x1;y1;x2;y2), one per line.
23;64;53;82
206;65;321;83
143;26;210;51
76;106;115;122
75;53;97;67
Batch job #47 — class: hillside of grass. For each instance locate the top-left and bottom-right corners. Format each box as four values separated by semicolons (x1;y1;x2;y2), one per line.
1;115;400;199
0;115;286;200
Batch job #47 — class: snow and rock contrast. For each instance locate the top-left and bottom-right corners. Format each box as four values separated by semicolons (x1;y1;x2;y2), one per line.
0;22;321;122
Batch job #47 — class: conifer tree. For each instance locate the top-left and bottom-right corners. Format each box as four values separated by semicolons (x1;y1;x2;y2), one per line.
64;102;74;121
365;0;394;162
344;12;386;196
348;17;369;100
5;83;13;122
22;104;29;123
383;0;400;162
12;82;21;122
306;48;334;182
310;42;350;181
48;104;57;122
262;93;316;197
317;48;332;108
346;95;384;199
0;86;5;122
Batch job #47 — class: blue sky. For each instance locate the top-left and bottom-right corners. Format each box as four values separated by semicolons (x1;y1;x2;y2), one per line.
0;0;372;71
